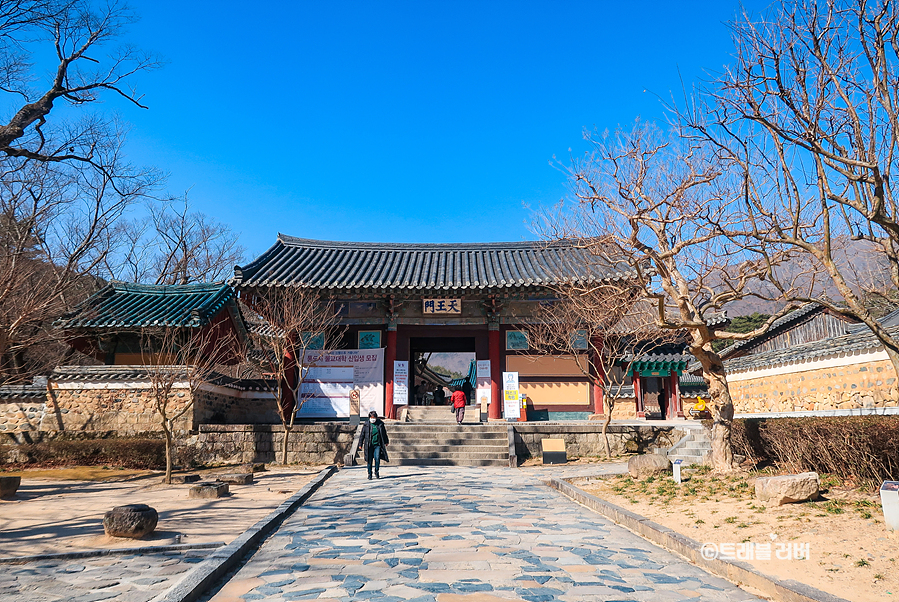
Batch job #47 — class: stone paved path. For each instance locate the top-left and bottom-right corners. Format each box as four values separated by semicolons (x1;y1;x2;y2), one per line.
206;466;762;602
0;547;214;602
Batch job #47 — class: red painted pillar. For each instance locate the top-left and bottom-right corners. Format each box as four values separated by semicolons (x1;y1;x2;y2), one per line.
489;326;502;420
384;329;397;420
281;346;298;420
670;372;682;419
592;336;605;416
633;372;644;419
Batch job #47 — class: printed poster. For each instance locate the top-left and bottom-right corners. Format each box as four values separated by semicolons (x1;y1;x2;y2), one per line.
300;349;385;417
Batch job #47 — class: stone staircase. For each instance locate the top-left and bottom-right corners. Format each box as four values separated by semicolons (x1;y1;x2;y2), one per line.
403;405;482;424
666;427;712;466
355;407;507;467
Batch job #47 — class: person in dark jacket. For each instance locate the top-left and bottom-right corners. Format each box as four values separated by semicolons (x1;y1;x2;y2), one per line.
358;410;389;479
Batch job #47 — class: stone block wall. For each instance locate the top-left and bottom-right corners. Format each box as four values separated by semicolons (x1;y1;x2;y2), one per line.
0;397;47;434
193;388;280;425
728;358;899;414
513;423;685;460
44;387;188;435
185;423;358;465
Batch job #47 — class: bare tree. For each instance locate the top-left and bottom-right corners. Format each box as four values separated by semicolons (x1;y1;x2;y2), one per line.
0;1;160;173
140;325;240;484
526;284;681;457
243;288;345;465
550;122;803;471
685;0;899;377
107;195;245;285
0;1;161;381
0;151;158;381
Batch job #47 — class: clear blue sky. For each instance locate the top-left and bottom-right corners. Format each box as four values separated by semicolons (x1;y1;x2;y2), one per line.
116;1;768;259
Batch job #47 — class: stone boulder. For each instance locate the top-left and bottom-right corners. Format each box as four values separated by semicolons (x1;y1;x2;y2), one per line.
189;481;229;499
628;453;672;478
755;472;820;505
103;504;158;538
0;476;21;498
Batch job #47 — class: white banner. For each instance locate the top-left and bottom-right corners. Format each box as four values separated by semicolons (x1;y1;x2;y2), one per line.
502;371;520;419
393;360;409;406
298;366;353;417
300;349;385;417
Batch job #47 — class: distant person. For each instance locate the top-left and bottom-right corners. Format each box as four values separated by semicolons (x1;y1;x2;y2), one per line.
433;384;446;406
451;386;467;425
462;380;473;403
358;410;389;479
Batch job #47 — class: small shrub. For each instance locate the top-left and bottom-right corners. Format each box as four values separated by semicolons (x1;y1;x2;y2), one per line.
855;559;870;568
724;516;738;524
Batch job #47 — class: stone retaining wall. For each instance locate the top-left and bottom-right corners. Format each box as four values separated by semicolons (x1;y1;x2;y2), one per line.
185;424;358;465
193;388;280;425
513;423;686;459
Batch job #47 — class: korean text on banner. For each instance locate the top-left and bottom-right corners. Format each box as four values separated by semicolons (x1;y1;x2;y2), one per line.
393;360;409;406
502;371;520;419
298;366;354;418
301;349;385;417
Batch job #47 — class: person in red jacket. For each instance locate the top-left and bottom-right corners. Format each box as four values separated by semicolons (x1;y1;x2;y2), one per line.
451;386;467;425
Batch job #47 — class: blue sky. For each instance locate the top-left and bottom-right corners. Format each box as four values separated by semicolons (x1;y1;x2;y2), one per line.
114;1;768;259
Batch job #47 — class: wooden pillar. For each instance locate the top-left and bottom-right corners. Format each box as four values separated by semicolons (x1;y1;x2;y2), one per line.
384;328;397;420
489;325;502;420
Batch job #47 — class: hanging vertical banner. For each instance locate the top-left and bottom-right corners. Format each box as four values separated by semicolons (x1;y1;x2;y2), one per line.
393;360;409;406
477;359;492;418
476;360;491;380
502;371;520;419
301;349;385;417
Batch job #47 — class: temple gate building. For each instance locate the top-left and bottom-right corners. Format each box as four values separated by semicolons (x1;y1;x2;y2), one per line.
232;235;691;421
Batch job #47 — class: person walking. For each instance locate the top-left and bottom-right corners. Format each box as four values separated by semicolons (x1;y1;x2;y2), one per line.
358;410;389;479
433;384;446;406
451;386;467;425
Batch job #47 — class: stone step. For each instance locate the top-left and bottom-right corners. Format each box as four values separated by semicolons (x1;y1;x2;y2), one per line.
405;406;483;423
388;438;508;447
388;457;509;467
387;441;509;453
388;450;509;459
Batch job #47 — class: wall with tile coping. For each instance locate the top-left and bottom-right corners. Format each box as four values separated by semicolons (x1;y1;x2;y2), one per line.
725;357;899;414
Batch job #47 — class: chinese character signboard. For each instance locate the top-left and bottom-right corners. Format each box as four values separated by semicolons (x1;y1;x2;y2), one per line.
423;299;462;314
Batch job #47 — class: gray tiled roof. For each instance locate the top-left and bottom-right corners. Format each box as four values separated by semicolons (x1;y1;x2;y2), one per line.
0;385;46;399
724;323;895;372
231;235;636;291
720;303;823;358
50;365;189;381
55;282;237;330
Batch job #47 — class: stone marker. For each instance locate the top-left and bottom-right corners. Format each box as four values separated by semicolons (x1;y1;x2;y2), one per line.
755;472;819;505
0;476;21;498
189;481;229;499
170;474;201;484
215;473;253;485
103;504;158;538
627;453;672;478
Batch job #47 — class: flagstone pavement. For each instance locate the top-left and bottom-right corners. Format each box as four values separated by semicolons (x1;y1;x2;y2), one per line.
205;465;762;602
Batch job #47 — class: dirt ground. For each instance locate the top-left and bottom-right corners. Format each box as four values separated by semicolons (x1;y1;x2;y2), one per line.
0;465;325;557
580;469;899;602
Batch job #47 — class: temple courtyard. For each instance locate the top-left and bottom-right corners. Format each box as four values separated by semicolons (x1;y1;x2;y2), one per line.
1;464;763;602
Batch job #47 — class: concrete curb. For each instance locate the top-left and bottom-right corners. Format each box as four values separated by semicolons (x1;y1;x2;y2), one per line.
0;542;224;565
153;465;338;602
548;476;850;602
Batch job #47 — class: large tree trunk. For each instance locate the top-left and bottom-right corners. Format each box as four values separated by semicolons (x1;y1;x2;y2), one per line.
601;399;613;458
163;424;174;484
281;425;291;465
691;343;735;472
